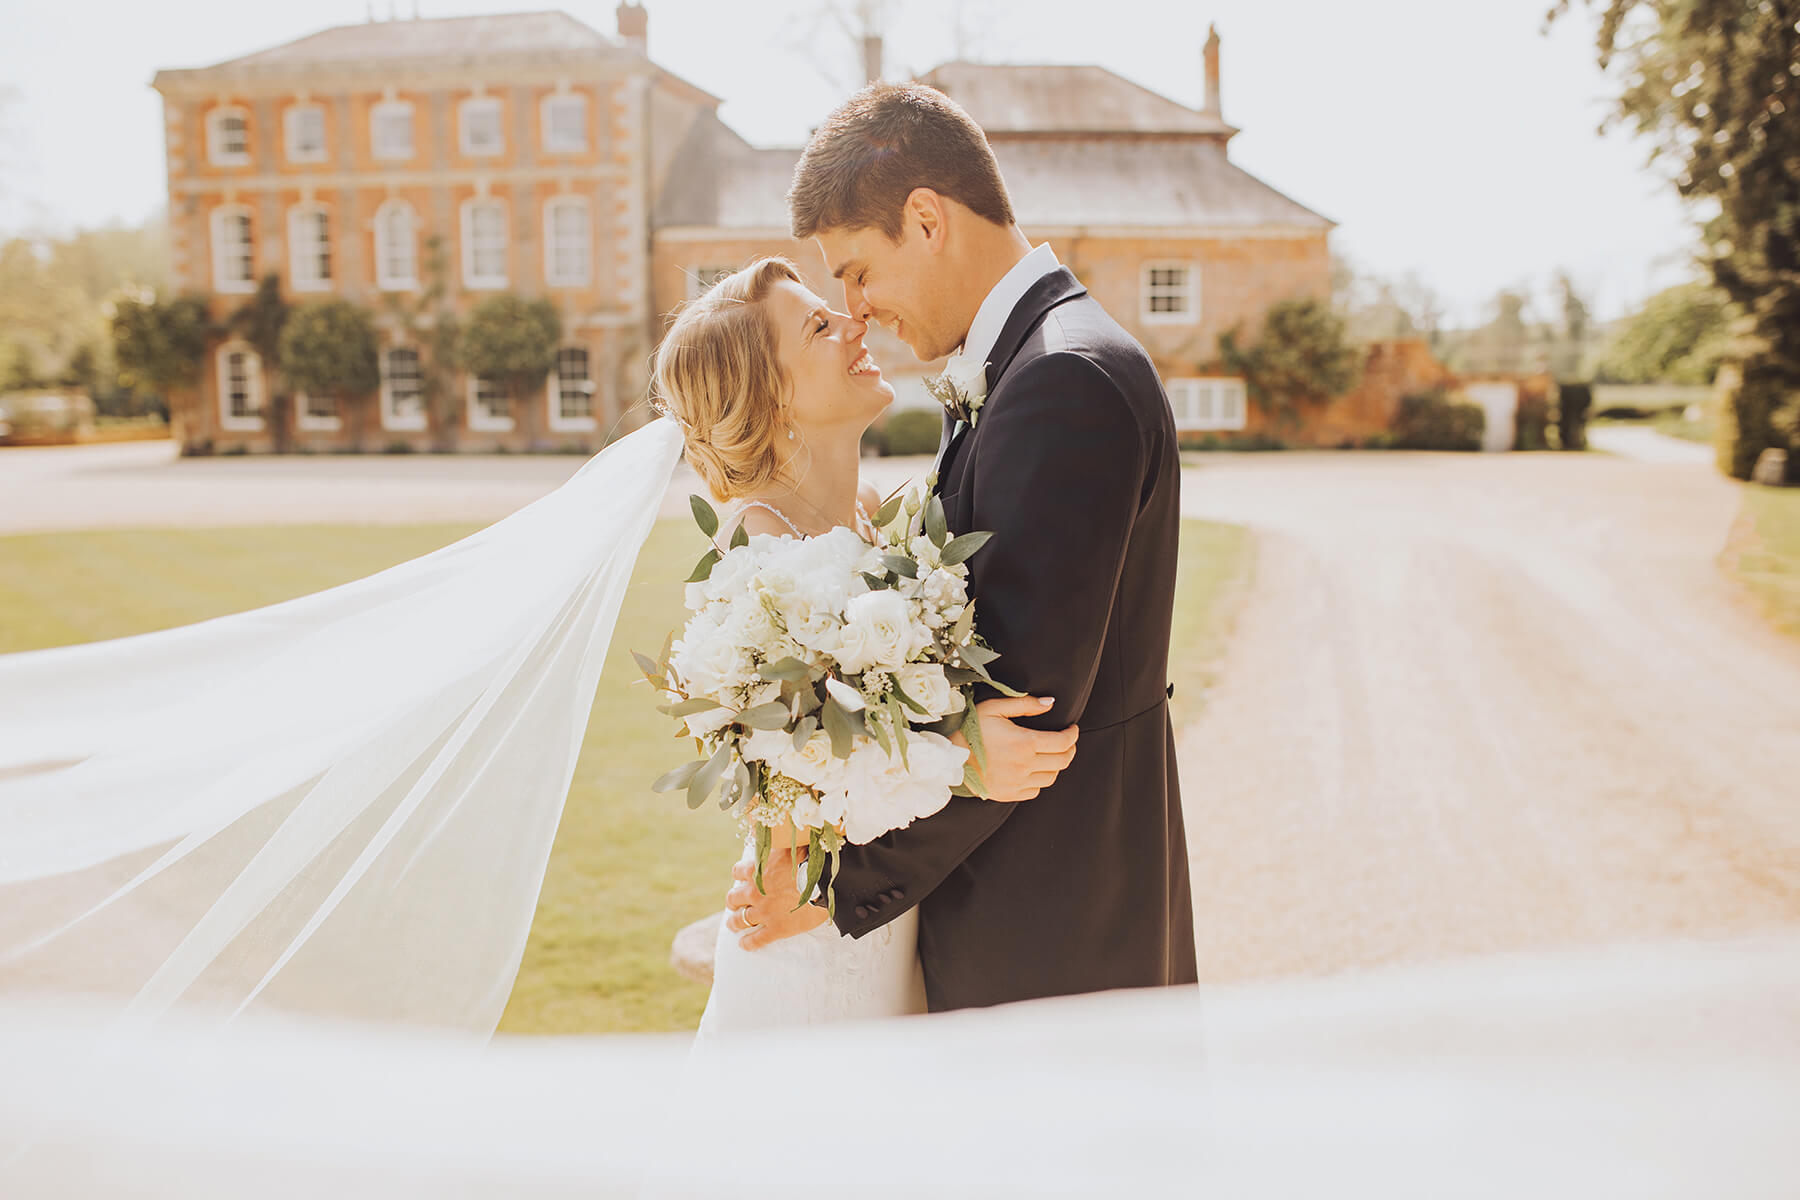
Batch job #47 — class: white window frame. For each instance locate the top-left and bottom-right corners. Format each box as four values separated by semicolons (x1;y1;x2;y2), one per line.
287;203;332;292
467;376;514;433
371;100;415;161
461;198;509;289
1166;376;1247;432
379;346;427;432
284;103;327;164
216;343;265;431
541;93;588;152
1140;261;1199;325
543;195;592;288
548;346;597;432
373;199;419;292
685;264;736;300
458;96;504;157
206;106;251;166
210;204;256;294
295;390;341;432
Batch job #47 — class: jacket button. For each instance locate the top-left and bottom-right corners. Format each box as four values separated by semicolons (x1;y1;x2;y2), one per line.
886;888;904;902
853;904;871;919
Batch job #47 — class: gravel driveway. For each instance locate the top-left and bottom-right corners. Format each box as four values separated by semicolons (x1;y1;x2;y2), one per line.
1179;450;1800;982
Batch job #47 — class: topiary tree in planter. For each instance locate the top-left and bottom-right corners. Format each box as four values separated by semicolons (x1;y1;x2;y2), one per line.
459;294;560;449
1218;298;1362;433
279;299;380;451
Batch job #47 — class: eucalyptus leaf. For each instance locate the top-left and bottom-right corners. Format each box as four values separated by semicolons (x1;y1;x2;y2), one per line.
874;490;905;528
961;702;990;795
631;650;660;680
821;695;856;758
962;641;1000;667
729;522;749;549
657;696;721;718
924;495;948;548
891;683;931;716
753;821;773;894
730;759;751;806
950;600;976;645
686;548;722;583
939;530;994;566
881;554;919;579
757;657;810;682
689;494;719;539
945;666;984;687
738;701;791;730
791;714;818;752
793;827;827;913
886;694;910;769
795;685;822;717
860;572;892;590
651;759;705;793
687;741;732;810
871;712;893;756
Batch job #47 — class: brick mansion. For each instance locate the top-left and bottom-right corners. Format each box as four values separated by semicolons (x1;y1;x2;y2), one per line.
153;6;1336;454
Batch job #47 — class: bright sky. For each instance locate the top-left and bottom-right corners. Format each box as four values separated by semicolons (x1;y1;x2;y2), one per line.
0;0;1701;323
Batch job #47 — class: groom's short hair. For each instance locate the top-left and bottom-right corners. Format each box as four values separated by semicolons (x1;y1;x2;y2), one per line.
788;82;1016;242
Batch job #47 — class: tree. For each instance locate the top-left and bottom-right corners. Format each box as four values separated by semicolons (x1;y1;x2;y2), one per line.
380;234;462;451
0;338;39;392
1549;0;1800;480
1594;280;1732;384
279;299;380;450
228;275;292;449
459;294;561;446
109;291;211;398
1551;270;1594;379
1219;298;1363;427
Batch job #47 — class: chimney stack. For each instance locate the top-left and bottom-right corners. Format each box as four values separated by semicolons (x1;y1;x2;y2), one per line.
862;34;883;85
617;2;648;54
1202;24;1222;116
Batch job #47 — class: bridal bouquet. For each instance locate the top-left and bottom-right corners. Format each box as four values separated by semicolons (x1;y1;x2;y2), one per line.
636;483;1019;913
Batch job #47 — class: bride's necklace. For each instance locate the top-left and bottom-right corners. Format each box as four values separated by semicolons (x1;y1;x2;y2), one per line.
748;490;873;539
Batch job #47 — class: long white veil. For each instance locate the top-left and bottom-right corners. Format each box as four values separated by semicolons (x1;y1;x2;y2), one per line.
0;416;684;1032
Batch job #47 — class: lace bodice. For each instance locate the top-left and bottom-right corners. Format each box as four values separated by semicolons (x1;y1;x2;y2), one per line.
735;498;876;542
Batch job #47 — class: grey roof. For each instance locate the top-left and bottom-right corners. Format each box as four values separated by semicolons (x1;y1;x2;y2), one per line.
655;118;1330;233
157;11;636;83
917;62;1237;139
655;113;799;230
992;139;1333;229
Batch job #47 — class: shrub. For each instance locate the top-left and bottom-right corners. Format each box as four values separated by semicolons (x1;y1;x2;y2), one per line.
1514;391;1552;451
382;439;415;454
1391;388;1485;451
880;408;943;456
1218;298;1362;427
1716;360;1799;482
281;300;381;449
1555;382;1592;452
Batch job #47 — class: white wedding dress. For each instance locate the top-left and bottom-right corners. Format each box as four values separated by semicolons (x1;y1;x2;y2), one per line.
692;499;929;1041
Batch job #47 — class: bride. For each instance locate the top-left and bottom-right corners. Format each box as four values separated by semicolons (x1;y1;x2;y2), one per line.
648;256;1076;1036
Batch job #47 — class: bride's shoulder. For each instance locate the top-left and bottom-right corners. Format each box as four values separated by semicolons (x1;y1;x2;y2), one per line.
728;500;797;541
856;480;883;516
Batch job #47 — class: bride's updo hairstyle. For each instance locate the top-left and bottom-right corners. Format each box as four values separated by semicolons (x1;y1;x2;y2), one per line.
652;256;804;501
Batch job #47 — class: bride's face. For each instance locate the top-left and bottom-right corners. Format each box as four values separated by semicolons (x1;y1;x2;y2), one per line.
768;278;894;437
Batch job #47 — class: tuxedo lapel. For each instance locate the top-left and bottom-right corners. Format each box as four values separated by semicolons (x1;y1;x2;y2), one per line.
980;268;1088;395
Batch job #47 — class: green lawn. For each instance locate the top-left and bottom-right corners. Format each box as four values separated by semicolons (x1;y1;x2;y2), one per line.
0;516;1251;1032
1731;485;1800;638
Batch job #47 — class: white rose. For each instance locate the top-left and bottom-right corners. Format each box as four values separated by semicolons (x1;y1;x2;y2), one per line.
838;589;917;673
723;595;778;651
894;663;954;719
738;727;791;764
671;627;740;698
941;351;988;402
683;704;736;739
781;729;847;793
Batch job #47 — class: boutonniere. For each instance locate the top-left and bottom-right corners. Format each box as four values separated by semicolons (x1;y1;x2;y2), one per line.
924;351;989;429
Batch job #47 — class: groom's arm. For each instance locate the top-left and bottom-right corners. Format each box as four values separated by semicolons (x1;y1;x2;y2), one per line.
824;352;1147;937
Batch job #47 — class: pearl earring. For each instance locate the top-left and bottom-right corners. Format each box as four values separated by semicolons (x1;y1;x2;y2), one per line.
787;428;796;441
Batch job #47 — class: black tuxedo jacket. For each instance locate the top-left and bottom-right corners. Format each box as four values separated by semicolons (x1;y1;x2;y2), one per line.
826;267;1199;1011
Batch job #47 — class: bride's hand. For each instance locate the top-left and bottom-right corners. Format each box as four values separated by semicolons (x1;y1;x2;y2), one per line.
725;845;830;950
954;696;1080;803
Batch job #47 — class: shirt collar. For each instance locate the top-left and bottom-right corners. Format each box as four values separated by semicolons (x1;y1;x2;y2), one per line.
955;242;1061;370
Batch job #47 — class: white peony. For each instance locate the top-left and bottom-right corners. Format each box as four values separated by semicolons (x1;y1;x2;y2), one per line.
838;732;968;844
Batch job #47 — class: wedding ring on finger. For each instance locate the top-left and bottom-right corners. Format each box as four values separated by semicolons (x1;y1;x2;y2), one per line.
740;908;759;929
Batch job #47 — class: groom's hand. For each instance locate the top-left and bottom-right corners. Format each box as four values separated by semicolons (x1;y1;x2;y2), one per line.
954;696;1080;803
726;848;830;950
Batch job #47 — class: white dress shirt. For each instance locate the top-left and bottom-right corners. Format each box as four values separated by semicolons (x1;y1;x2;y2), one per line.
956;242;1062;374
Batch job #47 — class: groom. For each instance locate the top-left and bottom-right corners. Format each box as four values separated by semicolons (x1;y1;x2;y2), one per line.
733;82;1198;1011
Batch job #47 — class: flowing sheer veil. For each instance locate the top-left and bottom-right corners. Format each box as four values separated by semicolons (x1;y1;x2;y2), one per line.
0;416;684;1032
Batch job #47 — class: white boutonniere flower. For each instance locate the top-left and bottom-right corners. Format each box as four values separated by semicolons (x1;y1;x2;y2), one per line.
925;351;989;429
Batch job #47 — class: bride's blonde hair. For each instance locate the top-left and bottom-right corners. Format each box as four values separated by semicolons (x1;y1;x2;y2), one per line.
652;257;804;501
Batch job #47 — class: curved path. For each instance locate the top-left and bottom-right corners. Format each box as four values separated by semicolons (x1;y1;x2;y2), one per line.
1178;450;1800;982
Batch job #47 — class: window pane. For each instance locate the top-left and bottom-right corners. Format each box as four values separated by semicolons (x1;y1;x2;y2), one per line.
291;108;324;157
545;97;585;149
548;202;590;284
378;205;416;286
375;106;413;158
475;378;510;420
556;347;592;419
469;204;506;281
385;349;423;419
220;114;247;156
463;102;502;153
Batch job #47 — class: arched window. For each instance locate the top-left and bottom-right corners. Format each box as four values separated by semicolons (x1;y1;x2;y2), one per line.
543;195;591;288
288;203;332;291
374;200;419;291
216;343;264;431
210;204;255;294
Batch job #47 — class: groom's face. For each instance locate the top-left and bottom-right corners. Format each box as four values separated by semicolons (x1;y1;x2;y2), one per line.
816;213;960;363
